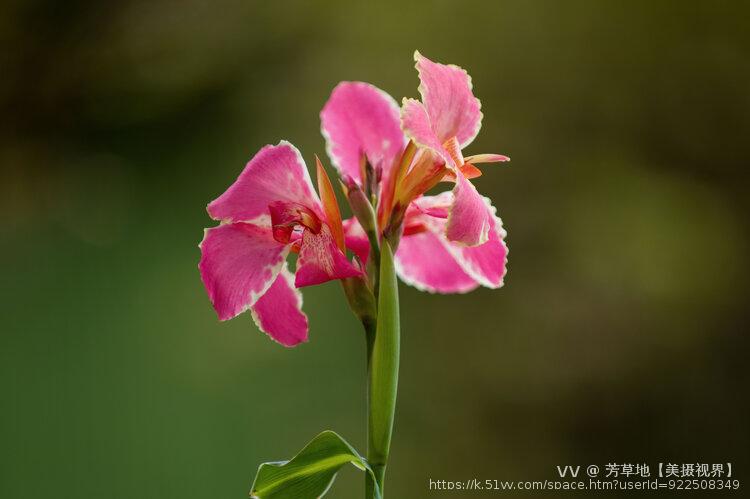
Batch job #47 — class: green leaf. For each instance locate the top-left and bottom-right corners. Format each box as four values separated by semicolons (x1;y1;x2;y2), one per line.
367;240;400;496
250;430;380;499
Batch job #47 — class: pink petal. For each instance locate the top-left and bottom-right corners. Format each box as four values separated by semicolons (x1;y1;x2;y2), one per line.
410;191;452;218
446;172;493;246
250;263;309;347
414;51;483;147
443;209;508;288
401;99;466;172
295;224;363;287
400;98;450;163
207;141;321;224
321;82;405;186
403;193;508;290
395;228;479;294
199;223;289;321
343;218;371;265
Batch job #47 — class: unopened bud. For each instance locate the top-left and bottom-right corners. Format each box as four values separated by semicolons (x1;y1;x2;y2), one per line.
342;274;377;332
346;181;377;236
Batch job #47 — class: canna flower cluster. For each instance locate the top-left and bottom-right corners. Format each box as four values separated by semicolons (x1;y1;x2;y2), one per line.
199;51;509;346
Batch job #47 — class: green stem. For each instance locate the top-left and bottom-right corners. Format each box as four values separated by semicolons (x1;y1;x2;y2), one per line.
365;241;400;498
366;234;381;300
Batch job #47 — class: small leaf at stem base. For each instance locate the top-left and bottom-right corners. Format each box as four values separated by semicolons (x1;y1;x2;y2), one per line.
250;430;381;499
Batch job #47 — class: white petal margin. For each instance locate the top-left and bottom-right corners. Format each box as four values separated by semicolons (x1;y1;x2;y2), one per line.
250;261;309;347
433;199;508;289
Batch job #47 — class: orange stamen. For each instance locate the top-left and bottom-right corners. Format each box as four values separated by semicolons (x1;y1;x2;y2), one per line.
378;140;416;230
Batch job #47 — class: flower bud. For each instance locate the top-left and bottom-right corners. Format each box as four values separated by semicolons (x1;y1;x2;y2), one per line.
342;274;377;334
346;180;378;237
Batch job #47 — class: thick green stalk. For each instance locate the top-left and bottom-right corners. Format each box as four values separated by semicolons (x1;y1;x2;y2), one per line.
366;241;400;498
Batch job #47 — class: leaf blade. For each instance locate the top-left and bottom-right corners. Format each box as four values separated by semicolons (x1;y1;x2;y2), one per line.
250;430;380;499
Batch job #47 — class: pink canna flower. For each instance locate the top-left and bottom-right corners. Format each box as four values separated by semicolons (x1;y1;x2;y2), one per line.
199;141;361;347
320;65;508;295
401;51;510;246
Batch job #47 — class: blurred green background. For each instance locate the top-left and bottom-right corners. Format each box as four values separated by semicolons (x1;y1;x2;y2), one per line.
2;1;749;497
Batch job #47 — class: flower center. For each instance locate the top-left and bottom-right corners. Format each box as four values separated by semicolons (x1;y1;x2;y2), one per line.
269;201;322;244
